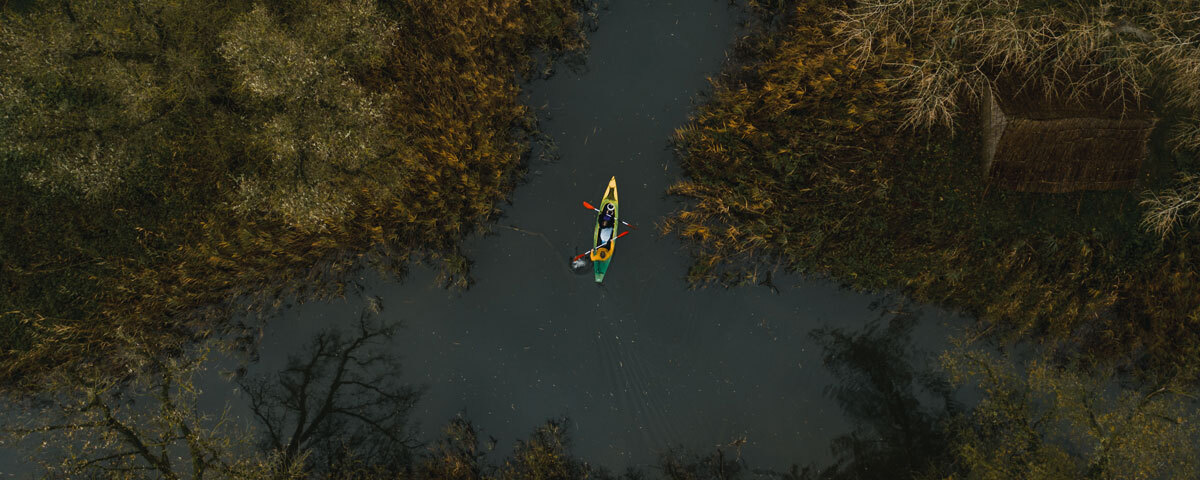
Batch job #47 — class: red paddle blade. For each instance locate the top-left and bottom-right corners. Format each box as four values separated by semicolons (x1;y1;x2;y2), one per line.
583;201;596;210
571;251;590;262
615;230;630;240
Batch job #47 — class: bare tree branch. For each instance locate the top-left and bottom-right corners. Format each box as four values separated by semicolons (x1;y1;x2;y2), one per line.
3;340;281;478
238;310;422;476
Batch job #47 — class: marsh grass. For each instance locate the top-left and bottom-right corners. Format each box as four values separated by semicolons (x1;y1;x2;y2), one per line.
834;0;1200;235
0;0;595;392
666;0;1200;374
835;0;1195;128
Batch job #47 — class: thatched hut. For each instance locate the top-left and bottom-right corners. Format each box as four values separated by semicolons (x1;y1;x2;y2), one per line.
981;83;1158;193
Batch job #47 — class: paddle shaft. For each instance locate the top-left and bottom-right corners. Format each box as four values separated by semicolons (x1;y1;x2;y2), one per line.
582;201;637;229
572;230;630;261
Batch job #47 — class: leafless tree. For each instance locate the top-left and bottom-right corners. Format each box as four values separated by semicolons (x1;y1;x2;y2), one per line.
1;307;422;479
239;311;423;476
1;339;300;479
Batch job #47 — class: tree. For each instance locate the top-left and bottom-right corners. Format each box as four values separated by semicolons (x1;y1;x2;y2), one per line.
0;0;594;391
2;307;428;479
0;0;408;392
497;419;592;480
218;1;401;231
0;0;243;201
0;0;398;229
941;345;1200;480
414;416;493;480
1;339;300;479
414;417;595;480
807;305;956;480
656;444;750;480
239;311;422;476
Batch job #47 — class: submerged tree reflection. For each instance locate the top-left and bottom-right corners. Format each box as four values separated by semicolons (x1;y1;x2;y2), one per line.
239;311;423;476
807;301;956;480
646;301;959;480
2;306;608;479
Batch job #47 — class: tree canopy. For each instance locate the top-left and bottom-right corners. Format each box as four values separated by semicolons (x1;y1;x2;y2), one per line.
0;0;592;390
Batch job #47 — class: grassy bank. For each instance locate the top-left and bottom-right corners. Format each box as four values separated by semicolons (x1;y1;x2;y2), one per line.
665;0;1200;373
0;0;593;391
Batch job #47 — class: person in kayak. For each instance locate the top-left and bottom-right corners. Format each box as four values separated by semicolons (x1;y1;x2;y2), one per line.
597;203;616;244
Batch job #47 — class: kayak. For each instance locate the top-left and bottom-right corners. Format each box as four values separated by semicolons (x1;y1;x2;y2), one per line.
589;176;619;283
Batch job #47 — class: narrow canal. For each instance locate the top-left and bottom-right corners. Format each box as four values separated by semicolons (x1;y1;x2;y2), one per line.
239;0;963;472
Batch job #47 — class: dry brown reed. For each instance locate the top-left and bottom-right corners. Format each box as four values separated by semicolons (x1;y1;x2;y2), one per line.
0;0;593;393
1140;173;1200;237
667;0;1200;376
837;1;1181;127
834;0;1200;236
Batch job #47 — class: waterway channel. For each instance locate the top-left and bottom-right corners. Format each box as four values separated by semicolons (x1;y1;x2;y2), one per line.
239;0;963;472
0;0;963;474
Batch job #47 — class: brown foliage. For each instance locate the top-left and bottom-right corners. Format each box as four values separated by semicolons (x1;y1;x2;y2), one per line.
0;0;593;392
666;0;1200;376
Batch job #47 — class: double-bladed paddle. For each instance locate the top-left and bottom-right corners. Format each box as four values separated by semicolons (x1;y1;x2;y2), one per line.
582;201;638;230
572;230;631;262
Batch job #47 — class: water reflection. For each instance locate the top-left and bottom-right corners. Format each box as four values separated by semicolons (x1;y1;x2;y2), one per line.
0;0;978;477
807;300;956;479
644;299;959;480
237;310;422;474
0;292;965;479
581;290;677;451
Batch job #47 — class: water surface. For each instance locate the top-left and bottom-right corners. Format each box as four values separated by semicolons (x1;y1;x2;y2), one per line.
0;0;962;474
247;0;960;471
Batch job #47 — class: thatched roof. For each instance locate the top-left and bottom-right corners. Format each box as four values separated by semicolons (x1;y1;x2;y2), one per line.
981;83;1157;193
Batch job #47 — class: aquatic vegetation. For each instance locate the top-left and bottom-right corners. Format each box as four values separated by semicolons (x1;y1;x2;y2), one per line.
3;312;592;479
836;0;1200;129
833;0;1200;238
665;0;1200;374
3;340;294;478
941;345;1200;480
0;0;593;391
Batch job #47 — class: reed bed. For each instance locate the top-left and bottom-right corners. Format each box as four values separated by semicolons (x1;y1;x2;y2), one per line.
666;0;1200;375
835;0;1200;235
0;0;594;392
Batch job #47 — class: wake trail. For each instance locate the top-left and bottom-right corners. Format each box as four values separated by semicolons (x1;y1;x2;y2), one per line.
591;289;683;453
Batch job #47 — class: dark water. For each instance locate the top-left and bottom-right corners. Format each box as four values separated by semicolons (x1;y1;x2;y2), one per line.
0;0;962;475
241;0;961;471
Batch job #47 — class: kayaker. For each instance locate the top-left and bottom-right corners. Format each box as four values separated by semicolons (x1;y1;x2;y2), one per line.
599;203;616;227
597;203;616;243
